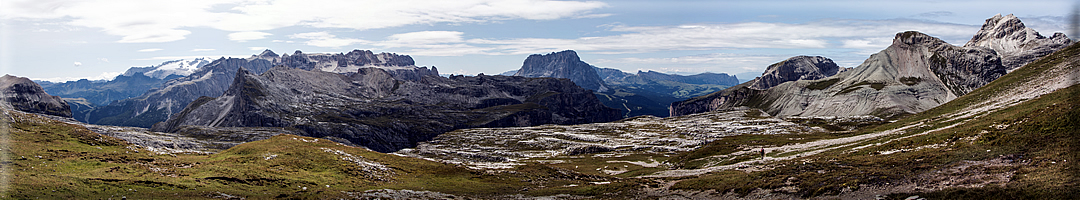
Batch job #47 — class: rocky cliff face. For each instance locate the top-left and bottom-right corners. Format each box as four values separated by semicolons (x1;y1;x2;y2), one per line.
152;66;621;152
279;49;419;74
964;14;1072;70
749;56;839;90
671;14;1069;119
1;75;71;117
514;50;609;92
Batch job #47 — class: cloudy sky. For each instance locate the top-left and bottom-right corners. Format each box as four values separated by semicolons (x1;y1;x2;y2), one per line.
0;0;1073;82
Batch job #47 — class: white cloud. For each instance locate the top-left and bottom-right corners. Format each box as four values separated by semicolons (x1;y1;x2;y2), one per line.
136;55;248;61
469;19;978;55
191;48;215;52
594;53;793;74
228;31;272;42
97;58;109;62
137;48;163;52
73;61;82;66
289;32;367;48
1;0;607;43
382;31;465;47
370;19;979;57
34;71;123;82
374;31;494;56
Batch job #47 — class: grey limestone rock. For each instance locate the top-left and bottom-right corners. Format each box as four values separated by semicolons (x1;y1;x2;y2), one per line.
964;14;1072;70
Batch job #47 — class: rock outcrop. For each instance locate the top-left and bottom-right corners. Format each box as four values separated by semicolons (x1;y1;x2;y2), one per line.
279;50;420;75
964;14;1072;70
152;66;621;152
749;56;839;90
514;50;609;92
0;75;71;117
671;14;1071;119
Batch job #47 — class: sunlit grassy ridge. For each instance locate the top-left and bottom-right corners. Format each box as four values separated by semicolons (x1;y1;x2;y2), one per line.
3;110;639;199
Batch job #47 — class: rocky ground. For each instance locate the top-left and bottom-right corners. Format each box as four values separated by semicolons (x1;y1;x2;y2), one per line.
397;107;821;170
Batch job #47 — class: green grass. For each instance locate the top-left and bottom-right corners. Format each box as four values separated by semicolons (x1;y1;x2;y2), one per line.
5;111;640;199
837;81;886;95
667;131;862;169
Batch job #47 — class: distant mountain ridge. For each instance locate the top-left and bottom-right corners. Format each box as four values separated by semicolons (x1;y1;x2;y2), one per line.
508;50;738;117
84;49;447;128
151;66;621;152
86;57;275;127
596;68;740;87
36;58;217;122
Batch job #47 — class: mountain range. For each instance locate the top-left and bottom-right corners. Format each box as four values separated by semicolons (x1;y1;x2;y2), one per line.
149;65;620;152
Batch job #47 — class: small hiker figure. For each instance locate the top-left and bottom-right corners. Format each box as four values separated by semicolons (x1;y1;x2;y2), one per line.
760;148;765;160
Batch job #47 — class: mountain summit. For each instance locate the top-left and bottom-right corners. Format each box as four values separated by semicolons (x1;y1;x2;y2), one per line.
964;14;1072;70
514;50;609;92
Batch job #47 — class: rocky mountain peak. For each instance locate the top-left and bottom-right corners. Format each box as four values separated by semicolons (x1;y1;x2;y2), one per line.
514;50;608;92
258;49;279;57
963;14;1073;69
964;14;1037;50
749;56;839;90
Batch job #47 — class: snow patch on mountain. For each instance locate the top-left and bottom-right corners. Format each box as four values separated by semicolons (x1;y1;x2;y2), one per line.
123;57;213;79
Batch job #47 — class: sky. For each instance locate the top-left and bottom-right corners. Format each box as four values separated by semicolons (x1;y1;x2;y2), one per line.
0;0;1074;82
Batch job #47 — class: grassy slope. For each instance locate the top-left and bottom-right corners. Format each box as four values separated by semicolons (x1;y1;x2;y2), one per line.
3;111;638;199
669;43;1080;198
